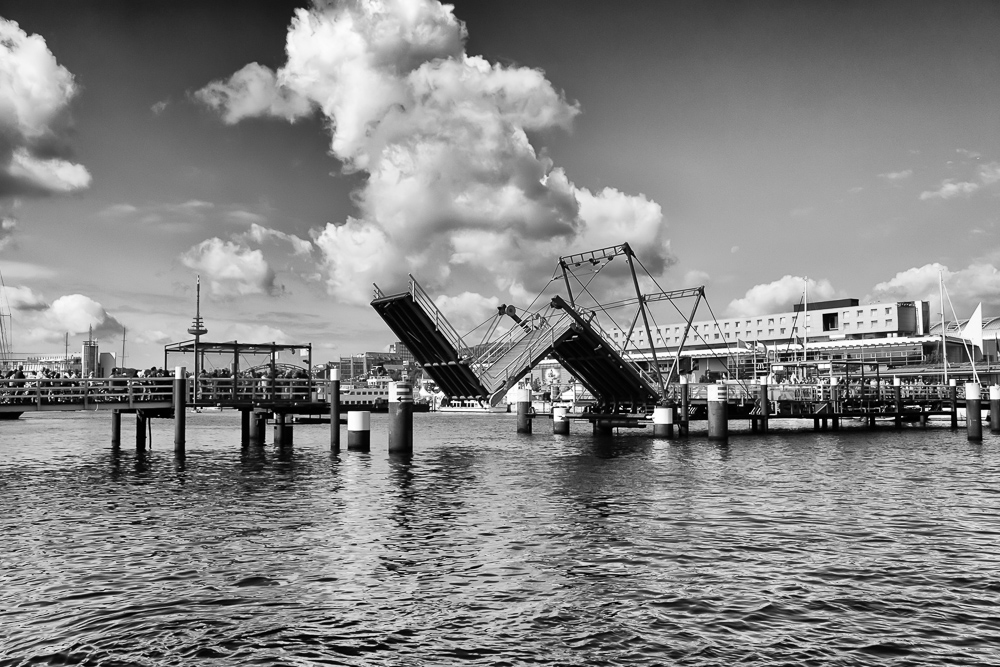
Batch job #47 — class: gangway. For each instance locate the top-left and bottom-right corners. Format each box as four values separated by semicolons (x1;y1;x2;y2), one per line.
371;277;491;400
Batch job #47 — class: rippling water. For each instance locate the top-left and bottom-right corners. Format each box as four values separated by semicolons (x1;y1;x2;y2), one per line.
1;411;999;666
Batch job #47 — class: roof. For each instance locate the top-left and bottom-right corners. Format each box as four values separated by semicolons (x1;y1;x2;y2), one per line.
928;317;1000;335
164;340;311;354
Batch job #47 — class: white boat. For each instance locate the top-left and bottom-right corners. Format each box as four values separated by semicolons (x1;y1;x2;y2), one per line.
437;398;508;413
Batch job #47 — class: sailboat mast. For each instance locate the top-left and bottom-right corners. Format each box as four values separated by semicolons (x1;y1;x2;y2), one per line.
803;277;808;365
121;326;126;369
939;270;947;384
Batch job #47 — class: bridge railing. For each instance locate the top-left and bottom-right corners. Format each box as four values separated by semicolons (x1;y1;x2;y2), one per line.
577;308;661;390
662;383;966;404
0;377;175;408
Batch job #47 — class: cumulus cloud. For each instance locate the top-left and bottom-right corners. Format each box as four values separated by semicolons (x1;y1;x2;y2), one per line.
979;162;1000;186
151;100;169;115
197;0;674;308
5;291;124;347
919;180;979;200
181;238;276;297
238;223;312;256
879;169;912;182
432;291;501;335
869;261;1000;317
0;214;16;251
727;276;837;317
0;18;92;197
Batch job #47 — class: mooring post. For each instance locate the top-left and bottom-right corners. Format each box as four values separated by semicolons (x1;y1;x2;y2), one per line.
707;384;728;442
389;381;414;453
136;413;147;451
950;379;959;430
174;366;186;455
552;406;570;435
593;420;613;436
989;385;1000;434
680;376;690;437
249;409;260;445
966;382;982;441
274;412;292;448
240;409;250;448
652;406;673;438
893;377;903;429
348;411;371;451
111;411;121;448
830;377;839;430
516;388;532;434
253;412;268;446
329;367;341;451
759;379;769;433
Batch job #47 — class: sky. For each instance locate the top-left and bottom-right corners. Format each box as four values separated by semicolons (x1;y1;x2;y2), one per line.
1;0;999;369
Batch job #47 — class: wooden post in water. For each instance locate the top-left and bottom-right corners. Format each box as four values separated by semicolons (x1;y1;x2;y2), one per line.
111;411;121;448
830;377;839;430
274;411;292;448
136;413;147;451
173;366;186;455
249;409;260;445
680;376;690;437
950;379;958;430
348;411;371;451
893;377;903;430
707;384;728;442
388;381;413;453
990;385;1000;434
759;379;769;433
652;406;673;438
329;367;341;450
552;406;570;435
240;409;250;448
516;388;532;434
966;382;982;441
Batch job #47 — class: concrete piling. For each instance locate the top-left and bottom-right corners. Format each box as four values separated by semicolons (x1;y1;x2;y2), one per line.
966;382;982;441
652;406;673;438
388;381;413;453
707;384;728;442
758;380;769;433
516;388;532;434
174;366;186;454
274;412;293;448
552;406;570;435
329;367;341;451
240;409;250;448
893;377;903;429
991;385;1000;434
348;411;371;451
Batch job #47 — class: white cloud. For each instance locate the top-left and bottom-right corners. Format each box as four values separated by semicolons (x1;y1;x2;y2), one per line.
0;214;16;251
180;238;276;297
151;100;169;115
727;275;837;317
226;209;268;225
197;0;673;307
878;169;912;182
957;148;982;159
239;223;312;256
683;269;710;287
919;180;980;200
979;162;1000;186
868;261;1000;316
8;292;124;347
0;284;47;311
0;18;92;197
433;291;501;334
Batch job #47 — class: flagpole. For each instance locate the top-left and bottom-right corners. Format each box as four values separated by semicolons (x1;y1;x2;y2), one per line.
939;270;947;384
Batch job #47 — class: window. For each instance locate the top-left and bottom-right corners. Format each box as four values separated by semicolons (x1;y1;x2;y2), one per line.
871;320;878;328
822;313;839;331
844;323;850;330
726;333;731;339
714;333;720;340
885;307;891;315
857;310;863;317
768;329;774;336
768;318;775;325
780;328;786;335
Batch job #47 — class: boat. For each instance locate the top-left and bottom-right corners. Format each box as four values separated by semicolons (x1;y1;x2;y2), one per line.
339;376;430;413
437;398;508;413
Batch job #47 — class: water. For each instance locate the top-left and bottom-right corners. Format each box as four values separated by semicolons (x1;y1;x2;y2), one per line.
2;412;999;666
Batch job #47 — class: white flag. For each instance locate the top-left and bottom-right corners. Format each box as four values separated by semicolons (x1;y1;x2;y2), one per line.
962;302;983;350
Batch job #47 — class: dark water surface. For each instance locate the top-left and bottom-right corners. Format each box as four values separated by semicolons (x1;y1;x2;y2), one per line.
2;412;999;666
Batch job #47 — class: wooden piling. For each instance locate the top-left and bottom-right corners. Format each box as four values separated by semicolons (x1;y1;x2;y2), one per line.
173;366;186;455
111;411;121;448
136;413;147;451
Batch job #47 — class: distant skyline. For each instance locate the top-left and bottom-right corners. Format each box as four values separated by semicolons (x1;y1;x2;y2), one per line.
1;0;999;368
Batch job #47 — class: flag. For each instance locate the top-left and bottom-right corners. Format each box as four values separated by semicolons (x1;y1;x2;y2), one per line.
962;302;983;351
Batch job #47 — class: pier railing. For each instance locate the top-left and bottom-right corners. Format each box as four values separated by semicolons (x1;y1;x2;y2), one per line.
575;307;661;390
474;307;574;397
0;377;175;410
667;382;965;404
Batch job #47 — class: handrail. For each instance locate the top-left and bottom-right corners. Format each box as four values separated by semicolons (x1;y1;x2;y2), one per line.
477;312;574;393
575;306;660;389
407;275;471;359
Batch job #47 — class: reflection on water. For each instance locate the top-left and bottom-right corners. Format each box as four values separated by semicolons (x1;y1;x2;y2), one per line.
1;411;999;665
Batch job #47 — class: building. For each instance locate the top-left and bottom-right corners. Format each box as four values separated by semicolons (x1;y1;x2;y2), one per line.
609;298;991;380
338;342;415;382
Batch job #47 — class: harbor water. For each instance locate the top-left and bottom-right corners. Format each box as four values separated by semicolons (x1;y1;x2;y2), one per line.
2;412;999;666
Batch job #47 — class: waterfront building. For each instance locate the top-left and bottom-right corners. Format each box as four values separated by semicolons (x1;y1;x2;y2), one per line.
609;298;994;381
